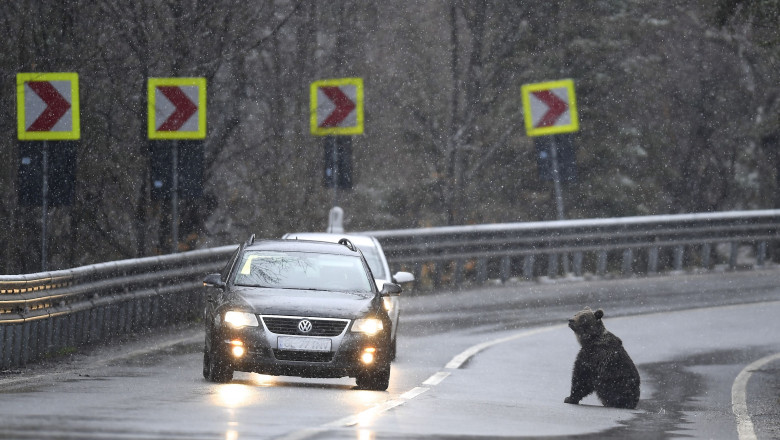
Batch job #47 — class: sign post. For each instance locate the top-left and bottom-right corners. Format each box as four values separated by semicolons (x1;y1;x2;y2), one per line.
521;79;579;220
549;136;565;220
148;77;206;253
41;141;48;269
310;77;364;209
17;72;80;271
522;79;579;275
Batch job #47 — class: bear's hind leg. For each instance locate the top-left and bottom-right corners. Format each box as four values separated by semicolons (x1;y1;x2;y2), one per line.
600;394;639;409
597;385;639;409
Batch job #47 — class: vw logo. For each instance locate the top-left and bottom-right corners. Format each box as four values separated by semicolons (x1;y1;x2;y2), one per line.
297;319;313;333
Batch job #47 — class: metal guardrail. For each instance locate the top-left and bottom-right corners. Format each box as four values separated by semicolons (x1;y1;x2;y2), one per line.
365;210;780;288
0;246;237;369
1;210;778;369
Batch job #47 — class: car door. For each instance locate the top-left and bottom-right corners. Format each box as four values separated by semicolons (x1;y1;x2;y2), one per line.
204;243;243;343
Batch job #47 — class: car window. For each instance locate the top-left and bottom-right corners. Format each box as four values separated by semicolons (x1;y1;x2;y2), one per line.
233;250;373;293
355;245;386;279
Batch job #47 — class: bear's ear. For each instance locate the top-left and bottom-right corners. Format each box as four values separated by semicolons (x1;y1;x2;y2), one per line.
594;309;604;320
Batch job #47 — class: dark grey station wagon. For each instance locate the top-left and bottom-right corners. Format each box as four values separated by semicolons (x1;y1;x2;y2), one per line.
202;236;401;390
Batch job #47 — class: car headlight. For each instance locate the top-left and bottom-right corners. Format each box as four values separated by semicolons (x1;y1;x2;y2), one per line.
351;318;383;335
224;311;259;328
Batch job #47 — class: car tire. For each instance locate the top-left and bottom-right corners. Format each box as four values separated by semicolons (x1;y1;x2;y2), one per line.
204;348;233;383
355;363;391;391
202;351;210;379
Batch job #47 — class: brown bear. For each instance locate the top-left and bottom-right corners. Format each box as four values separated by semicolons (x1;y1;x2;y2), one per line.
564;307;640;409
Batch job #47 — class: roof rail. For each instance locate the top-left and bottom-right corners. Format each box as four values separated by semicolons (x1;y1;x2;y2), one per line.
338;238;356;252
246;234;256;246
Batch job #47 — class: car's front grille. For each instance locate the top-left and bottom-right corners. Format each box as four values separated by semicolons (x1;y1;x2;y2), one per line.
261;316;349;337
273;350;334;363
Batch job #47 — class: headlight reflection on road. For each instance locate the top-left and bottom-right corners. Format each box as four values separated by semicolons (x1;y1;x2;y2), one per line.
356;409;377;427
249;373;276;387
351;390;386;427
211;374;276;408
357;429;375;440
212;383;258;408
354;389;383;408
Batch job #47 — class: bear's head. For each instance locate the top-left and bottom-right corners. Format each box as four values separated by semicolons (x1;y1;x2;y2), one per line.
568;307;606;346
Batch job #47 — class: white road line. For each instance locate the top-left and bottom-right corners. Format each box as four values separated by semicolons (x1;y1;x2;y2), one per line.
445;325;563;369
732;352;780;440
423;371;450;386
278;324;563;439
276;397;409;440
324;398;407;428
401;386;430;400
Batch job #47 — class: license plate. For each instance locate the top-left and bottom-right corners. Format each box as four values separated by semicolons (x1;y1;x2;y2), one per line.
277;336;332;352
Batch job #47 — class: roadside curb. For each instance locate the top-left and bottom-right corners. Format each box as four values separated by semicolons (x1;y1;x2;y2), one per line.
0;324;202;389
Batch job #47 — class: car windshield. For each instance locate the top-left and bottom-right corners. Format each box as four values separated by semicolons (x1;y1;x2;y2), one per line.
232;250;373;293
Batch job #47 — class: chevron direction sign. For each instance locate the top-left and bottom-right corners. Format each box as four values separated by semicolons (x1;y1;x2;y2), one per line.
148;77;206;139
310;77;364;136
17;73;80;140
521;79;579;137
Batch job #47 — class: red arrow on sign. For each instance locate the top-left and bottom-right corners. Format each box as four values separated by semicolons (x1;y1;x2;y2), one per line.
532;90;567;128
27;81;71;131
319;86;356;128
157;86;198;131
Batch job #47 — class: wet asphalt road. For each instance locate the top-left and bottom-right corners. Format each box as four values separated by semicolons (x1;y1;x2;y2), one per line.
0;269;779;439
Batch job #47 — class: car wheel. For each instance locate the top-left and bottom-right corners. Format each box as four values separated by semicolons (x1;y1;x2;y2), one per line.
202;351;210;379
355;363;391;391
204;347;233;383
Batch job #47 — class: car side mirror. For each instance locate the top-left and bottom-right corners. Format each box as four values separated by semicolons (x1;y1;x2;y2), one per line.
392;271;415;284
380;282;402;296
203;273;226;289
